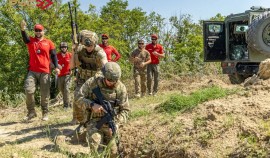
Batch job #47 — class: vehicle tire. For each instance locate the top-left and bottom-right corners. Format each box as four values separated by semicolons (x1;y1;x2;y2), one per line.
228;74;245;84
247;12;270;55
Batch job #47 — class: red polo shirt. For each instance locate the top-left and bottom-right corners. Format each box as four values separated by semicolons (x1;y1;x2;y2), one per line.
26;37;55;73
57;52;72;77
145;43;164;64
99;44;121;62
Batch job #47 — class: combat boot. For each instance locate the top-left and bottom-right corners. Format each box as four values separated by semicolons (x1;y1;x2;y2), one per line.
23;111;37;121
70;118;79;125
141;93;146;98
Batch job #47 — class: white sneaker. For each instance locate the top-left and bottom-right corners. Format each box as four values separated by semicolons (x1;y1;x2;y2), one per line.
23;112;37;121
135;93;141;98
42;113;49;121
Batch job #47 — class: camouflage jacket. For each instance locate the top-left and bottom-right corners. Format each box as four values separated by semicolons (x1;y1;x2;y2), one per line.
130;48;150;70
75;76;129;123
75;45;107;79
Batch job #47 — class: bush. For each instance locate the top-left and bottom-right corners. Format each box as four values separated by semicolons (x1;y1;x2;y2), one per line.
156;85;237;113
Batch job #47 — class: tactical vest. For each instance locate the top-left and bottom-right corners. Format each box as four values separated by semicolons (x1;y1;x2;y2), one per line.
77;46;103;80
90;77;121;119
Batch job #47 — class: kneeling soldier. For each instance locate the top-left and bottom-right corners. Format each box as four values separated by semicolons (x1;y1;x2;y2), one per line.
75;62;129;157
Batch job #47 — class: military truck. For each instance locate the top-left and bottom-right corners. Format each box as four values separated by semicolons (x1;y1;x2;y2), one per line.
203;6;270;83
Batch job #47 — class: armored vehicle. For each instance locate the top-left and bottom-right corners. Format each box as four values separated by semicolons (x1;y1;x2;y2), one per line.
203;6;270;83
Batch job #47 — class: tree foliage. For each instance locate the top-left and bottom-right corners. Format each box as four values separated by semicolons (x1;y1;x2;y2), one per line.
0;0;225;105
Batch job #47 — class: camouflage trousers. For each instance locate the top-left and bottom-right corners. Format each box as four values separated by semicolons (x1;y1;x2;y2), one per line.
73;70;102;122
147;64;160;94
24;71;50;114
57;75;71;107
73;78;86;123
133;68;147;95
86;121;118;158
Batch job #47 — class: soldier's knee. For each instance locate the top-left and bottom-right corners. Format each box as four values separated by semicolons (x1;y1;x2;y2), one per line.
90;132;102;144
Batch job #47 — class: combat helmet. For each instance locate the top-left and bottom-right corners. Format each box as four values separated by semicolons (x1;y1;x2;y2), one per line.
79;30;99;46
59;42;68;49
102;62;121;82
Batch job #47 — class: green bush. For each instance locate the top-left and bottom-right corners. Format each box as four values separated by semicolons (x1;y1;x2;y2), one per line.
157;86;237;113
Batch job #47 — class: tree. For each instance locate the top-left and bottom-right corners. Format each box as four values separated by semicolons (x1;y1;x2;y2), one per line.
166;14;203;73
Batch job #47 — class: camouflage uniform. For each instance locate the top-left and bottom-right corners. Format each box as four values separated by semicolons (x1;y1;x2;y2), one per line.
130;48;150;96
75;62;129;157
73;44;107;122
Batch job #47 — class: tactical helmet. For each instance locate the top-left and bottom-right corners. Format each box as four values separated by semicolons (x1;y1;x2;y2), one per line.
102;62;121;82
60;42;68;49
79;30;98;46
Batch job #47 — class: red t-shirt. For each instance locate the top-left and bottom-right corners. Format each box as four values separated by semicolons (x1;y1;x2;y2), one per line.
145;43;164;64
26;37;55;73
99;44;121;62
57;52;72;77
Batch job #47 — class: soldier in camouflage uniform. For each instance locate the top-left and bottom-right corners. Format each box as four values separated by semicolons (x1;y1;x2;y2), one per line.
129;39;151;98
70;30;108;124
75;62;129;157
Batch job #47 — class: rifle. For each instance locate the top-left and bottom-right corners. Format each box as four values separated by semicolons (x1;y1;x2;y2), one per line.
68;2;79;73
68;2;78;45
92;86;122;158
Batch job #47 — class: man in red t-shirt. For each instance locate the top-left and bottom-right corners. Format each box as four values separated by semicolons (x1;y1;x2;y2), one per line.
99;34;121;62
145;34;165;96
57;42;72;109
21;20;60;121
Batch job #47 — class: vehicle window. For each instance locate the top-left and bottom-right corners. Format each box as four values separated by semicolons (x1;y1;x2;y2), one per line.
235;25;248;33
209;24;222;33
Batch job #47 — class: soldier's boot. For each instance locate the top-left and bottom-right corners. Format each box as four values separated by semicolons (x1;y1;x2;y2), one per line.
23;111;37;121
42;112;49;121
141;93;146;98
70;117;79;125
63;104;69;111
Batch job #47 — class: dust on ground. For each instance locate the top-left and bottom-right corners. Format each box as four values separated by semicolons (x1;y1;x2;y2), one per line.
1;74;270;157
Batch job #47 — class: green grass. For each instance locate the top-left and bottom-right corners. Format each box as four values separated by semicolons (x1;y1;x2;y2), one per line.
157;85;237;114
130;109;151;119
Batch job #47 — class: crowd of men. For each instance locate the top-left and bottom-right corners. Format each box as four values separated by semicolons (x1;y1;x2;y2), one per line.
20;20;164;156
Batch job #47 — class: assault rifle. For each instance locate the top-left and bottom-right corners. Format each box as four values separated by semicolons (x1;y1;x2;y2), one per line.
68;1;78;44
92;86;122;158
68;1;78;76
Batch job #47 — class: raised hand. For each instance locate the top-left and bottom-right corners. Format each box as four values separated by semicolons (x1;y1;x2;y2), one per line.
20;20;27;31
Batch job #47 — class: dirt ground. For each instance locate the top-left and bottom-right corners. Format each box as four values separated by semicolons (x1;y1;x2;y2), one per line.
1;74;270;157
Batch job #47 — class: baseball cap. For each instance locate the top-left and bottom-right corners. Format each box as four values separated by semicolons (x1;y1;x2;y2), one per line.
34;24;44;30
151;34;158;39
101;34;109;39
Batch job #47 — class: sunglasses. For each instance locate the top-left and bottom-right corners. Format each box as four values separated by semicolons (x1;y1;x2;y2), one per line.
106;78;117;83
35;29;42;32
102;38;108;40
60;46;67;48
138;43;144;45
151;38;157;41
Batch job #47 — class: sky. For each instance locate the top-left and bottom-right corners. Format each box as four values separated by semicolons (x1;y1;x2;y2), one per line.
65;0;270;23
